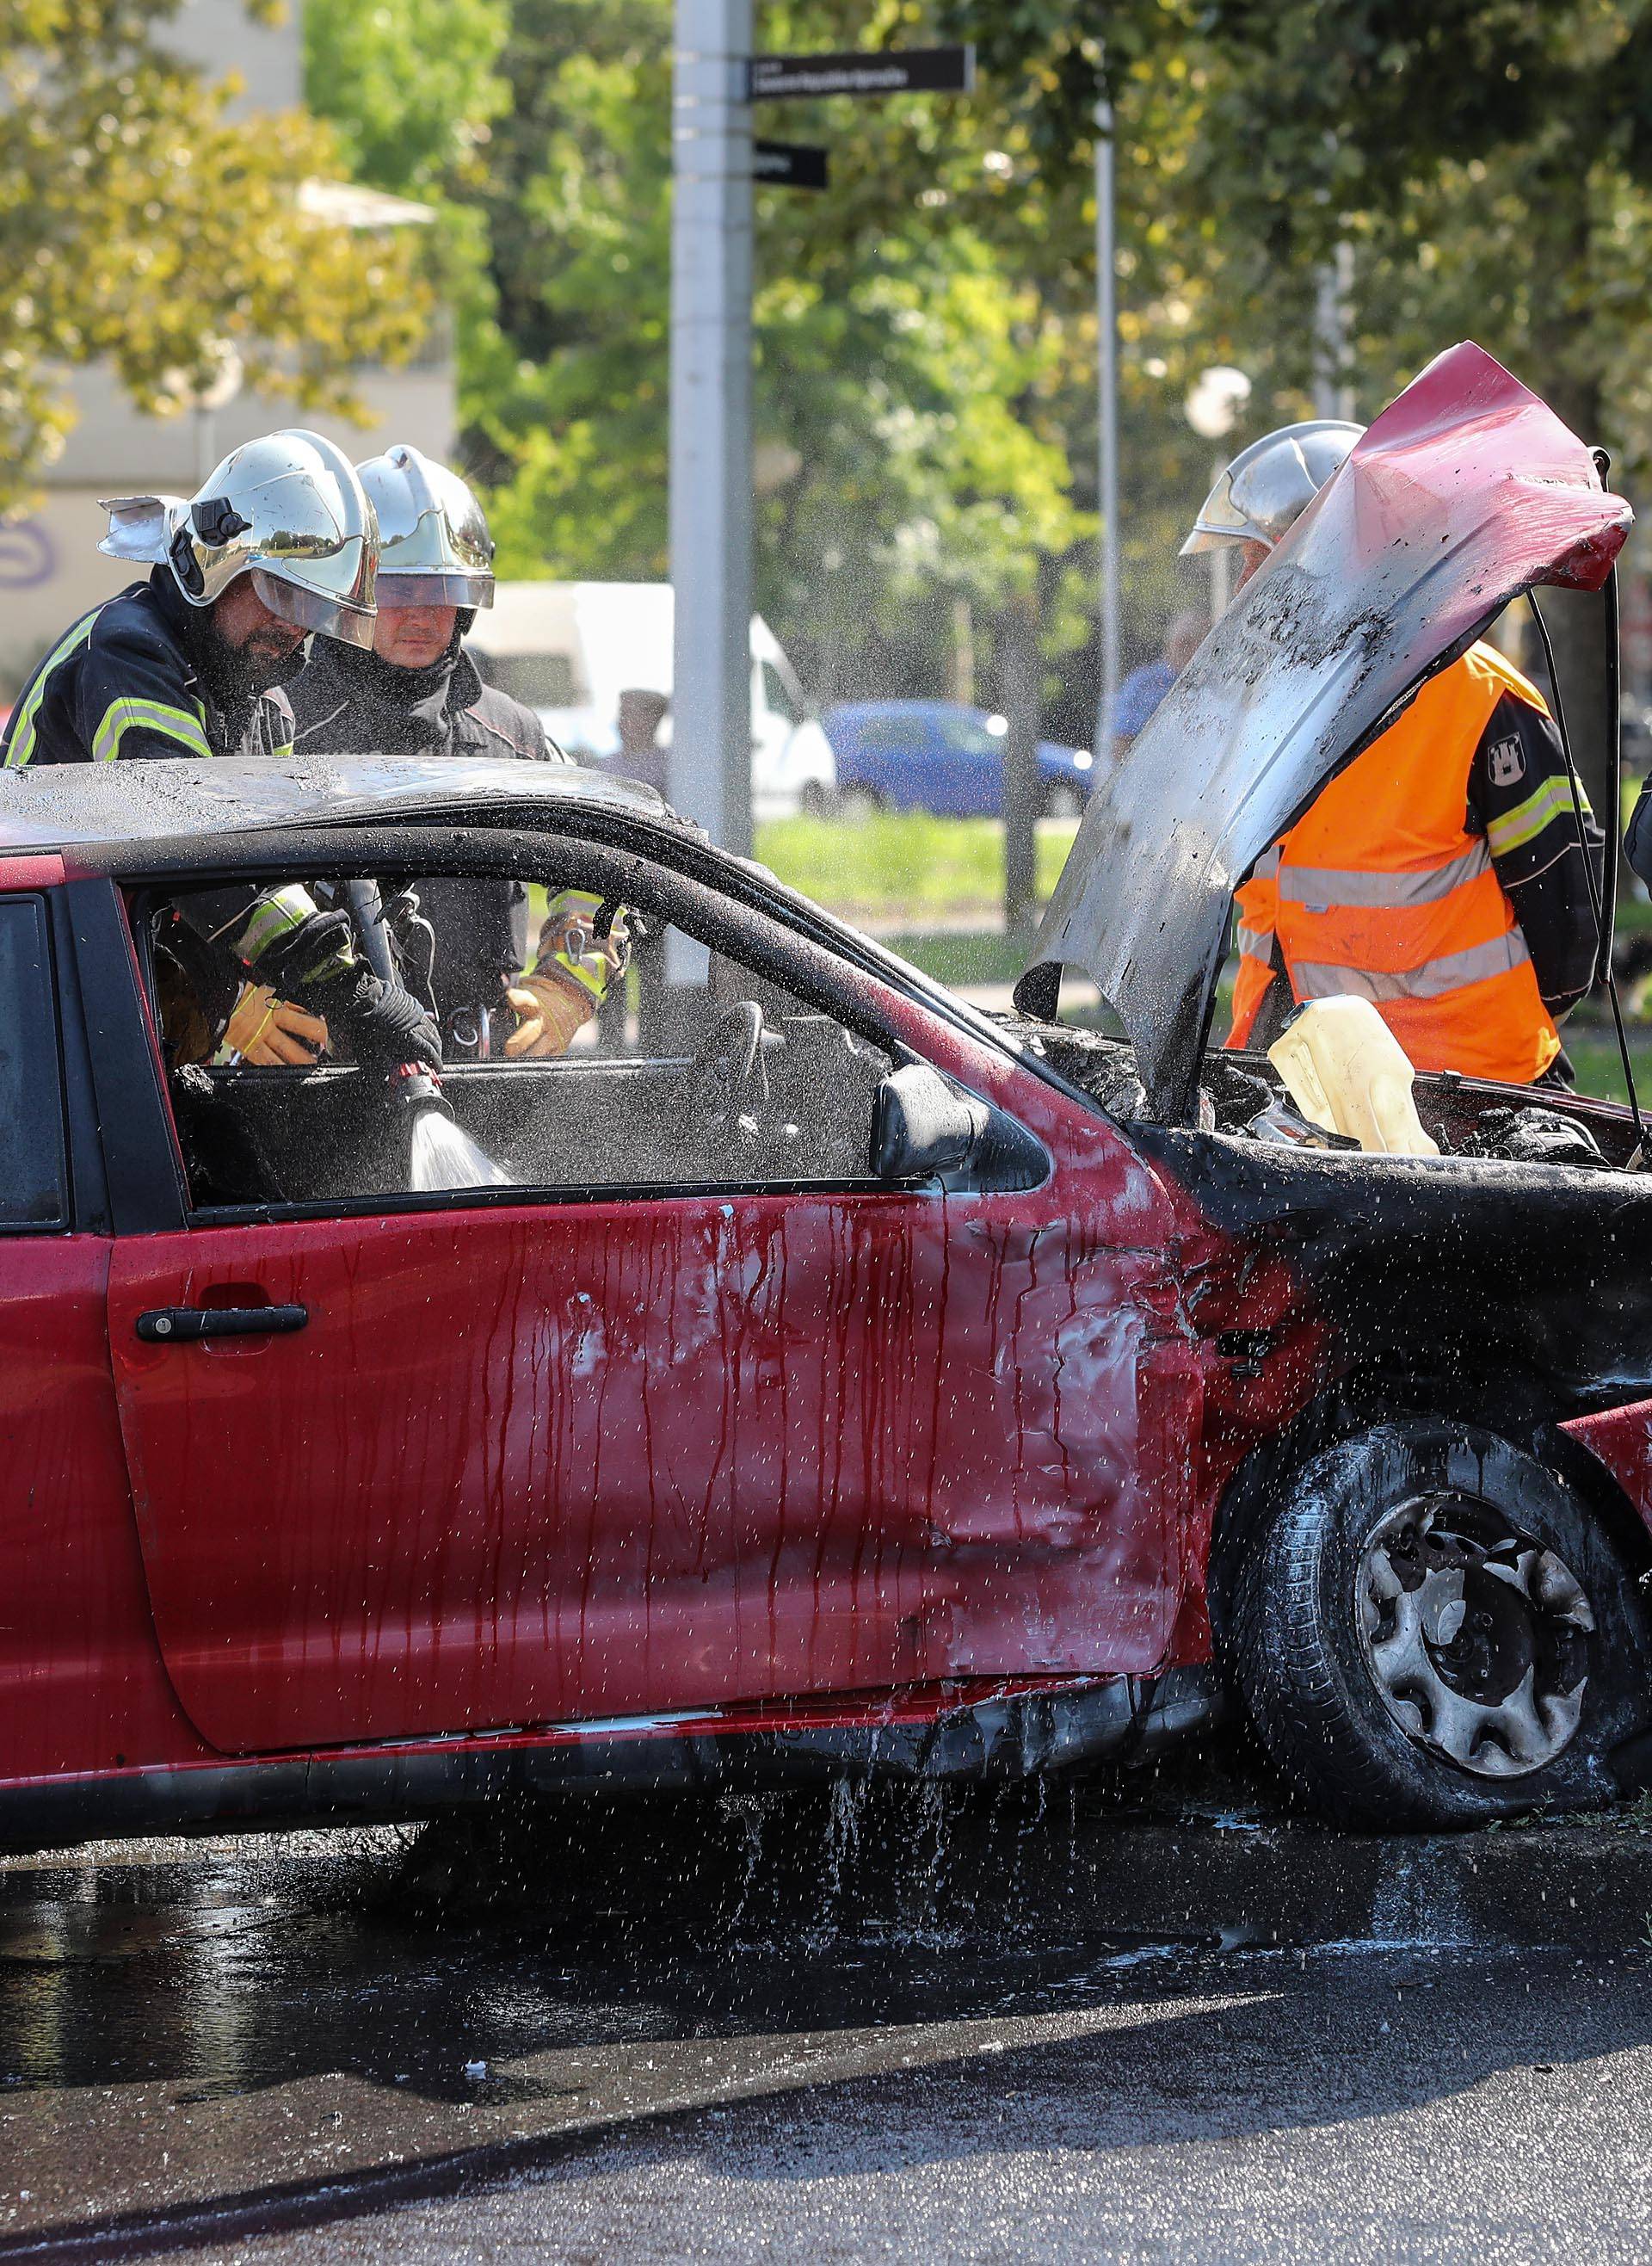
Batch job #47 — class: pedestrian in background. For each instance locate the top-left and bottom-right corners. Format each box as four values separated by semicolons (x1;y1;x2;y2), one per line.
1110;610;1207;763
614;686;671;799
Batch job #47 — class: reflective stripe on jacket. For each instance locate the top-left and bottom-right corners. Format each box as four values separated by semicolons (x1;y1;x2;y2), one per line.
0;569;293;770
1227;643;1563;1084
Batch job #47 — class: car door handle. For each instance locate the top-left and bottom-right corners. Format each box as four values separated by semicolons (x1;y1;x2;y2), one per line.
135;1304;309;1343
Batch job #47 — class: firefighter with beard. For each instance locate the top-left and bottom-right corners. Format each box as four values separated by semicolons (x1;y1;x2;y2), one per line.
3;429;440;1074
289;443;626;1059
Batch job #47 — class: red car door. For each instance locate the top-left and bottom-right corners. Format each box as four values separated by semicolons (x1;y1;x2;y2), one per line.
106;1137;1192;1755
106;850;1192;1759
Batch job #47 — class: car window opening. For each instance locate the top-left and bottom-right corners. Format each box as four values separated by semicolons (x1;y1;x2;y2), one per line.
136;861;903;1213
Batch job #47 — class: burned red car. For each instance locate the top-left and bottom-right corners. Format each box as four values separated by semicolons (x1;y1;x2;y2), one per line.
3;343;1652;1847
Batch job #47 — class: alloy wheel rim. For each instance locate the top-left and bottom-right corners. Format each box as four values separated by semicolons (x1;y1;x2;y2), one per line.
1356;1493;1594;1778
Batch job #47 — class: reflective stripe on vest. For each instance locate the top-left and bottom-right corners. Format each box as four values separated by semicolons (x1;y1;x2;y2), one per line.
1225;642;1561;1083
2;605;212;769
2;609;102;769
1276;839;1494;911
90;695;212;764
1291;928;1532;1004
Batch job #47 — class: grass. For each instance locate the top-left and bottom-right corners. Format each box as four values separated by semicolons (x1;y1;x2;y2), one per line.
878;930;1031;991
754;812;1079;929
1560;1023;1652;1109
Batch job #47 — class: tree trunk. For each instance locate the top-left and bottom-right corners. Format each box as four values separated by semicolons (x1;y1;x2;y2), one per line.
1000;590;1042;935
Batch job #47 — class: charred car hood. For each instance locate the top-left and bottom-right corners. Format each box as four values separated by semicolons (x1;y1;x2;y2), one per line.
1025;343;1631;1121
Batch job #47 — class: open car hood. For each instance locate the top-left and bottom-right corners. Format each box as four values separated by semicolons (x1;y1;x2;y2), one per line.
1024;343;1632;1122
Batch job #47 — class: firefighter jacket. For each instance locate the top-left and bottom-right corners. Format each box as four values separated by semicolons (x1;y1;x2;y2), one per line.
1;567;293;771
0;570;340;1015
287;636;616;1030
1227;642;1603;1084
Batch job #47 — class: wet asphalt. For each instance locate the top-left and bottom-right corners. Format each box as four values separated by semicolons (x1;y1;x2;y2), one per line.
3;1788;1650;2263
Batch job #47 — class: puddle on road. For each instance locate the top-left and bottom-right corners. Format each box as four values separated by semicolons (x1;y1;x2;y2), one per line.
0;1788;1268;2243
0;1787;1211;2100
5;1784;1635;2251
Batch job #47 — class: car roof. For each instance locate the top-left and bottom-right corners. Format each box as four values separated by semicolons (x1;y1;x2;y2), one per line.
0;753;677;862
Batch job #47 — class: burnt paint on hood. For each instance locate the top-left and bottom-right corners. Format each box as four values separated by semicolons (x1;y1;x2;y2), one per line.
1025;343;1631;1124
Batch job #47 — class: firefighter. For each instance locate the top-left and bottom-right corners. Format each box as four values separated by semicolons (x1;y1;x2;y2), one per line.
288;443;625;1059
2;429;439;1073
1184;420;1604;1084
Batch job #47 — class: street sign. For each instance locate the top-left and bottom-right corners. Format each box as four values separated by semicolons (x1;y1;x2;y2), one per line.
746;46;975;102
753;139;829;189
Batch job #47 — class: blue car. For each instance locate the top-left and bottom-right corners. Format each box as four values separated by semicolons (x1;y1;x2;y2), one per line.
822;700;1097;819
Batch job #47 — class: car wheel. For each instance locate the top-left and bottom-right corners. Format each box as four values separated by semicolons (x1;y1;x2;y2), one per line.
837;785;883;822
1230;1417;1652;1828
1042;782;1085;821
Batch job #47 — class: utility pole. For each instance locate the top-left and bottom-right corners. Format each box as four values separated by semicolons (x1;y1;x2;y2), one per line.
669;0;754;857
1312;243;1355;423
1094;77;1122;769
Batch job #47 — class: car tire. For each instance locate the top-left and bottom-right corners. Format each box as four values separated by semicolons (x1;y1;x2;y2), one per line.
1042;782;1085;821
1230;1417;1652;1829
837;785;883;822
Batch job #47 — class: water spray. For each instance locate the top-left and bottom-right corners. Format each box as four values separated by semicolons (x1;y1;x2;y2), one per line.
394;1062;515;1193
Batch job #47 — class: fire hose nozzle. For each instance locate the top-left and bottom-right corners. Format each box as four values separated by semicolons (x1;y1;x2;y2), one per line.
391;1061;454;1119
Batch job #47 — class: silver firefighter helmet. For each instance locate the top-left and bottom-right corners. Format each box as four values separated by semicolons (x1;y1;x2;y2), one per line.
355;444;495;608
161;429;379;648
1180;419;1364;556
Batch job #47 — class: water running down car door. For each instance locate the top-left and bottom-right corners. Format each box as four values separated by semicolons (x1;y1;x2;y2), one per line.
107;885;1189;1756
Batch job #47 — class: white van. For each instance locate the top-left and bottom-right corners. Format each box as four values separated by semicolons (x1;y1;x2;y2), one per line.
466;581;835;822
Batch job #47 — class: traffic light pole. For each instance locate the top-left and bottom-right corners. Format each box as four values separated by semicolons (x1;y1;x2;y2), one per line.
669;0;754;859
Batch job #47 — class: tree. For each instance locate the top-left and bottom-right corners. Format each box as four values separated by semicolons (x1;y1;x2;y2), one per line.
946;0;1652;804
456;0;1096;721
303;0;510;203
0;1;434;515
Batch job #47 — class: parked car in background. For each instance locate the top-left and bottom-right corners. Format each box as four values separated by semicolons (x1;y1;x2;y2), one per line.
467;581;835;822
822;700;1097;820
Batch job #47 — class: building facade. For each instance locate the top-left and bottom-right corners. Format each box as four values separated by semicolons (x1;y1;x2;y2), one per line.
0;1;455;693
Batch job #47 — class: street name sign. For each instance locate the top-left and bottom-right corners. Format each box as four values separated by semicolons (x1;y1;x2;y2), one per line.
753;139;830;188
746;46;976;102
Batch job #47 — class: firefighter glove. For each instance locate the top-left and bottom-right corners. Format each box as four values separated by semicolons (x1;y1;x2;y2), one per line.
243;900;358;1000
223;985;330;1066
329;970;443;1074
503;967;594;1059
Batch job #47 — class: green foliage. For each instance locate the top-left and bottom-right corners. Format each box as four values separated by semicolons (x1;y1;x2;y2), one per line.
304;0;513;429
464;3;675;577
0;0;433;514
302;0;511;201
459;0;1098;708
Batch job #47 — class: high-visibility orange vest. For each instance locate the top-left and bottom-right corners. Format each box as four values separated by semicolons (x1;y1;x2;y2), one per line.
1227;643;1563;1084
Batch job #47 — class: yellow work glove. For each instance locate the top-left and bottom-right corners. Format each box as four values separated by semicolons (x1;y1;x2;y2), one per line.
503;892;632;1059
503;967;594;1059
221;983;330;1066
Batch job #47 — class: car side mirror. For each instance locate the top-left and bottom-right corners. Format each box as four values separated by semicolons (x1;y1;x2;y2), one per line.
872;1064;990;1182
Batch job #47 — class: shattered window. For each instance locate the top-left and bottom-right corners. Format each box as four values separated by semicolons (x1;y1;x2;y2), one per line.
141;868;893;1211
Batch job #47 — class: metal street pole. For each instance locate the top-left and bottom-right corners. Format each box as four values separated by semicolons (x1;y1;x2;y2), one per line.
1094;79;1121;767
1312;243;1355;423
669;0;754;857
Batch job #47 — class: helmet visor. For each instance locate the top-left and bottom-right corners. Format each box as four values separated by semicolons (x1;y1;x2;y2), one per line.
1179;465;1258;555
375;568;496;608
251;565;377;651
